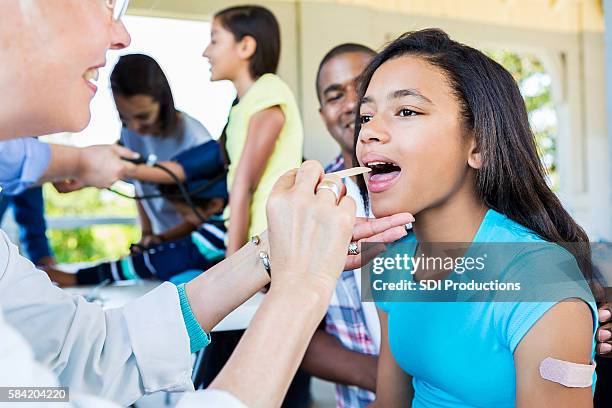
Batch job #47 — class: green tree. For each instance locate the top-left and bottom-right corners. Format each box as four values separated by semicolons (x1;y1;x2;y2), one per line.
486;50;558;188
44;183;141;263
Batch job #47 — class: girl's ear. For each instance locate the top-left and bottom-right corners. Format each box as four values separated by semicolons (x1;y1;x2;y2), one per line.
467;136;482;170
238;35;257;61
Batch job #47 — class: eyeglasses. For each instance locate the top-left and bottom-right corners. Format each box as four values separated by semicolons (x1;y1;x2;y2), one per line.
105;0;130;22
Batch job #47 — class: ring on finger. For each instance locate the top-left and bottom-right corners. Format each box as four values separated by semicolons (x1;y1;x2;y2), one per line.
348;241;360;255
316;180;341;204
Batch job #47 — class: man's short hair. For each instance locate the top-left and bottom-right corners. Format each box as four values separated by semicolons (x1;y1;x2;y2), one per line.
316;43;376;102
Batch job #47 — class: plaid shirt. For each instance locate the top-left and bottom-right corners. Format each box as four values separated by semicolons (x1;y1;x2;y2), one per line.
325;154;345;174
324;156;377;408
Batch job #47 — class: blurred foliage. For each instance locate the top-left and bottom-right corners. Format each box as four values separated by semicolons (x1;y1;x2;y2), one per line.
44;183;137;217
48;225;140;263
486;50;558;188
44;183;141;263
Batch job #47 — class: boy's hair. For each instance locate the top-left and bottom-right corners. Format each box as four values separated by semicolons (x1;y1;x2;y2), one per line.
215;5;281;79
110;54;179;136
315;43;376;103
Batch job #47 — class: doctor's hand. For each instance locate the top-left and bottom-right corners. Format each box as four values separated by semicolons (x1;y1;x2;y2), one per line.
77;144;139;188
266;161;355;296
53;179;86;193
49;144;139;193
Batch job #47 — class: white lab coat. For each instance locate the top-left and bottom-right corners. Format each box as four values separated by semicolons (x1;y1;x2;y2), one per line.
0;230;245;407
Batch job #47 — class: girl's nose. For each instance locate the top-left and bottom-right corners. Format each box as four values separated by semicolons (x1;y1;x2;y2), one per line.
359;116;390;144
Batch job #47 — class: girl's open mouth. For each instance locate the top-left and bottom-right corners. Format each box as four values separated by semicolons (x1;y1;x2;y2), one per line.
365;160;401;193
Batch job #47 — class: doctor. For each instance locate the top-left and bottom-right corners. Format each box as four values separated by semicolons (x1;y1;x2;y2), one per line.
0;1;413;407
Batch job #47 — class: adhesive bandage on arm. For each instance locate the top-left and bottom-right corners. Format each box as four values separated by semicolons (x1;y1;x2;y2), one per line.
539;357;596;387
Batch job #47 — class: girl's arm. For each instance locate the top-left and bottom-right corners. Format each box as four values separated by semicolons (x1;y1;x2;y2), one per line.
302;326;378;391
157;221;196;242
225;106;285;256
136;201;154;238
125;160;187;184
370;309;413;407
514;300;594;407
124;139;226;185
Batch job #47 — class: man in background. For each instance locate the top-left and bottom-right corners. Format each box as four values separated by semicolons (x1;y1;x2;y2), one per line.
302;43;379;408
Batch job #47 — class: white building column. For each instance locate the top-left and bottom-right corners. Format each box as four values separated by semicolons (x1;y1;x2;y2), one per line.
604;0;612;240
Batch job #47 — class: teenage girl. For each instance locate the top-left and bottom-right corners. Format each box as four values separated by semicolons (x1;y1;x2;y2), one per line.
356;29;599;407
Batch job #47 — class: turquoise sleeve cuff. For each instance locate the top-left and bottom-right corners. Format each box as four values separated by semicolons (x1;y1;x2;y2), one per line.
177;284;211;353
